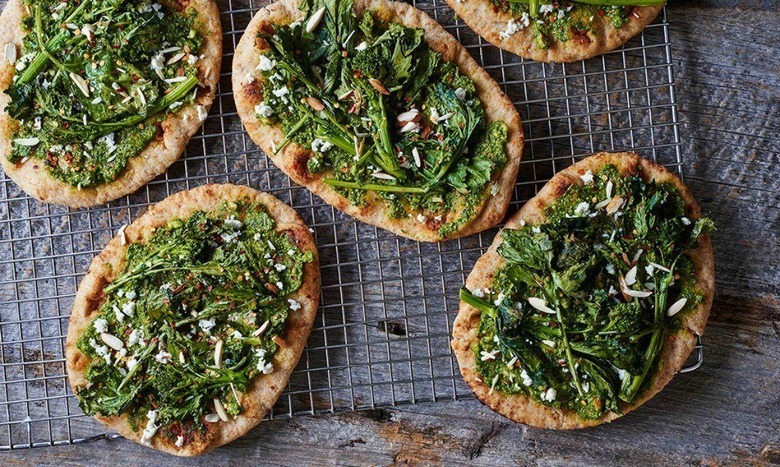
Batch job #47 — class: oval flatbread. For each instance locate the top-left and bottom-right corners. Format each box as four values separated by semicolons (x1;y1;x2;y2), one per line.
445;1;663;63
233;0;523;242
0;0;222;207
451;152;714;428
65;184;320;455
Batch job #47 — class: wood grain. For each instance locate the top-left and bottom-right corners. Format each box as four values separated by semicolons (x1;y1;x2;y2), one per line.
1;2;778;466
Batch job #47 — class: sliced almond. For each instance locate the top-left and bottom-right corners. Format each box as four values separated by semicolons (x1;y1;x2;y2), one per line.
623;289;653;298
204;413;220;423
69;72;90;97
368;78;389;95
648;261;671;273
166;52;185;65
100;333;124;350
594;198;611;210
624;265;638;286
14;138;39;146
666;297;688;316
606;180;614;198
371;172;396;181
527;297;557;315
399;121;419;133
305;96;324;111
396;109;420;123
632;249;644;264
272;335;286;348
214;339;224;369
606;195;624;215
117;224;128;245
306;7;327;33
213;398;229;422
411;148;421;168
252;320;270;337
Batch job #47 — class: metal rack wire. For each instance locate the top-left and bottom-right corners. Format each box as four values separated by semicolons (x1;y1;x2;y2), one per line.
0;0;701;449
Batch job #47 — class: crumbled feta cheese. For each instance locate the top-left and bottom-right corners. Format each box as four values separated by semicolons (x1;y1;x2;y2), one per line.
122;301;136;317
155;350;172;364
539;4;555;14
520;369;533;386
257;54;277;71
89;338;112;365
254;348;273;374
681;217;691;225
472;288;485;298
499;12;530;40
311;138;333;153
617;368;628;381
224;215;243;229
355;41;368;51
416;214;428;223
199;318;216;333
255;102;274;118
175;435;185;448
272;86;289;97
140;410;159;446
275;281;284;290
288;299;301;311
221;231;240;243
580;170;594;185
480;349;500;361
274;263;287;272
126;357;138;371
574;202;590;216
541;387;557;402
93;318;108;333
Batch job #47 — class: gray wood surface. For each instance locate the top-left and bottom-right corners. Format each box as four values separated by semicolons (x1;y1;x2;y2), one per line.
2;2;779;466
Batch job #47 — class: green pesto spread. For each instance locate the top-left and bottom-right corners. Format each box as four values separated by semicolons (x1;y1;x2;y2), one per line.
76;201;313;448
461;164;713;420
5;0;206;189
493;1;662;50
254;0;509;238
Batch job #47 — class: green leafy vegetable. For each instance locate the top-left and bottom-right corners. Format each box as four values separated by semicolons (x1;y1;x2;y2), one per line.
469;164;713;420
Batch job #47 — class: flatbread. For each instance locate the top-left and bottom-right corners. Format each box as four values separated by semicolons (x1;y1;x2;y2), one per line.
65;184;321;456
0;0;222;208
451;152;715;429
445;2;663;63
233;0;523;242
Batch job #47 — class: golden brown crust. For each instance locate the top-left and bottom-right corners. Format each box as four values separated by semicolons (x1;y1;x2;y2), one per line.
65;184;321;456
445;2;663;63
0;0;222;207
451;152;715;429
232;0;523;242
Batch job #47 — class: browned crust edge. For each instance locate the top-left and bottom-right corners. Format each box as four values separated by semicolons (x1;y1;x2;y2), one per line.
451;152;715;429
445;2;663;63
0;0;223;207
232;0;524;242
65;184;321;456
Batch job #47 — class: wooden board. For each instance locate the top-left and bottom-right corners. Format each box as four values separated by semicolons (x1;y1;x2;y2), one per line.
1;2;778;466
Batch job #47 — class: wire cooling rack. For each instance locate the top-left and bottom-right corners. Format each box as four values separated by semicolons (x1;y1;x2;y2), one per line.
0;0;702;450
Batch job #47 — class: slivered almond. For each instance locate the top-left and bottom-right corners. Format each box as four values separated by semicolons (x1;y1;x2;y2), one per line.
666;297;687;316
252;320;270;337
648;261;671;273
14;138;39;146
166;52;185;65
306;7;326;33
606;180;614;198
305;96;324;111
368;78;389;95
606;195;624;215
527;297;557;315
100;333;124;350
117;224;128;245
213;398;229;422
272;335;286;348
69;72;90;97
371;172;396;180
594;198;611;210
396;109;420;123
204;413;220;423
214;339;224;368
624;265;638;286
412;148;421;167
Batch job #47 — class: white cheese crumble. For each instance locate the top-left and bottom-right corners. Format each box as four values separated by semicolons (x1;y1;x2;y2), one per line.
274;263;287;272
93;318;108;333
175;435;185;448
539;4;555;14
480;349;500;361
499;12;530;40
224;215;243;229
520;369;533;386
255;102;274;118
580;170;594;185
199;318;216;334
355;41;368;51
573;202;590;216
257;54;277;71
471;288;485;298
154;350;172;364
288;299;301;311
89;338;112;365
311;138;333;153
140;410;159;446
255;348;274;374
541;387;557;402
272;86;290;97
122;301;136;317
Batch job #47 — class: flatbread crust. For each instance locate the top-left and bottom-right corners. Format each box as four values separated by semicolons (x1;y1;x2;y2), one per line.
0;0;222;208
233;0;523;242
445;2;664;63
65;184;321;456
452;152;715;429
